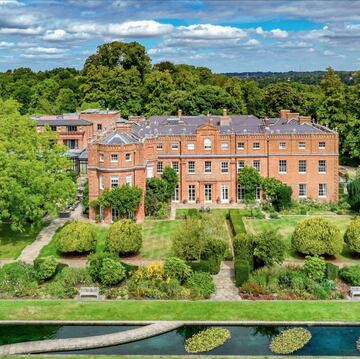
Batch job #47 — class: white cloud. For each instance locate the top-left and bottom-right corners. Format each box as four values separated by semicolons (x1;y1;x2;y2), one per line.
324;50;335;56
175;24;247;40
0;26;43;35
108;20;173;37
0;0;23;5
255;26;288;38
0;41;14;47
25;47;64;54
245;38;260;46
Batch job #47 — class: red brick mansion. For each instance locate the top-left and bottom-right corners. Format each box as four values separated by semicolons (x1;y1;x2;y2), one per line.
35;109;339;223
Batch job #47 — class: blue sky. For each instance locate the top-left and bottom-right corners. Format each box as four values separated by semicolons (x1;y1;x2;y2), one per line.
1;0;360;72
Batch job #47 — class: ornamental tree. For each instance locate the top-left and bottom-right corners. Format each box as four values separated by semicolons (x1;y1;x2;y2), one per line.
238;166;262;202
0;98;77;231
291;217;343;256
344;217;360;254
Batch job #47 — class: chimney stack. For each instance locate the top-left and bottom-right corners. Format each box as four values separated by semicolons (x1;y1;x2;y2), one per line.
264;117;270;128
299;116;311;125
223;108;228;117
177;109;182;118
220;108;231;126
280;109;290;119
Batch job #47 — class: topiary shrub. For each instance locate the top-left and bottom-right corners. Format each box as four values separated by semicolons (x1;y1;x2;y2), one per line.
234;260;250;287
303;255;326;281
34;256;58;282
106;220;142;255
185;271;215;298
99;258;126;286
185;327;231;353
270;328;312;354
56;221;97;254
339;265;360;285
233;233;254;263
291;217;343;256
87;251;119;282
164;257;192;283
187;257;221;274
326;262;339;280
344;217;360;254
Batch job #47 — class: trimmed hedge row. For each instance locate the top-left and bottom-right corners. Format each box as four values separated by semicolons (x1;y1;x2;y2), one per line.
187;257;221;275
229;209;246;236
234;260;250;286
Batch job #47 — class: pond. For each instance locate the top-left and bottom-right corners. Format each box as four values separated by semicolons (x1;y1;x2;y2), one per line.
1;324;360;356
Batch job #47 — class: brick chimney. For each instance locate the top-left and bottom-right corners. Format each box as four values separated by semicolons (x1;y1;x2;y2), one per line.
299;116;311;125
177;109;182;118
263;117;270;128
220;108;231;126
280;109;290;119
286;112;299;121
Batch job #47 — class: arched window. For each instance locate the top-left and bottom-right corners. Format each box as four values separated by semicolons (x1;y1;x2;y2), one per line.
204;138;212;150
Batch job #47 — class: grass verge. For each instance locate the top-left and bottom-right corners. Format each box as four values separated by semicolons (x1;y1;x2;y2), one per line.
0;300;360;322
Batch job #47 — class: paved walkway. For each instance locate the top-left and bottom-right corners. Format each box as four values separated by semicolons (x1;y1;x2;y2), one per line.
210;261;241;301
0;321;182;355
17;204;83;264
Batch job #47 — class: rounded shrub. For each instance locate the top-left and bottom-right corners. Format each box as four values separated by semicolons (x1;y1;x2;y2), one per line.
291;217;343;256
106;220;142;255
87;251;118;282
99;258;125;286
344;217;360;254
56;221;97;254
303;255;326;281
270;328;312;354
34;256;58;281
339;265;360;285
185;327;231;353
164;257;192;283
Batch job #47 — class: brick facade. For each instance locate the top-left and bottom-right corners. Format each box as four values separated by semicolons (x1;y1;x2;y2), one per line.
87;110;339;223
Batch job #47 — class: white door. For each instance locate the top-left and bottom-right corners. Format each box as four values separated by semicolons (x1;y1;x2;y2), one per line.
221;185;229;203
204;184;212;203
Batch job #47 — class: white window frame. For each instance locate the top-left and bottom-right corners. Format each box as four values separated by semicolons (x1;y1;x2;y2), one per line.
99;174;104;190
110;175;119;188
253;160;260;172
187;143;195;150
221;142;229;150
171;143;179;151
279;142;286;150
125;175;132;186
125;153;131;162
171;161;179;174
111;207;119;222
111;154;118;163
237;184;245;202
188;161;195;174
299;183;307;198
99;153;104;162
221;161;229;174
188;185;196;203
157;143;163;151
318;183;327;197
253;142;260;150
237;160;245;173
157;161;163;174
298;160;307;174
319;141;326;149
204;138;212;150
172;184;180;202
221;184;229;203
147;166;154;178
279;160;287;174
204;184;212;202
318;160;327;174
204;161;212;173
255;186;261;201
298;142;306;149
237;142;245;150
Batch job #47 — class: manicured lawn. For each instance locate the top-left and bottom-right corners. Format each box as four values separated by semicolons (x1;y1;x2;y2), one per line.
0;223;45;259
140;220;180;259
176;208;230;219
0;300;360;321
38;225;108;259
244;215;354;260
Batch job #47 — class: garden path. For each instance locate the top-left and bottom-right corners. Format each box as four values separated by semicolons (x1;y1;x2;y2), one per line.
18;204;83;264
210;261;241;301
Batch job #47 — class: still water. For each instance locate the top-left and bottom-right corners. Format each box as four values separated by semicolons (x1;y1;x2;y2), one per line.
0;324;360;356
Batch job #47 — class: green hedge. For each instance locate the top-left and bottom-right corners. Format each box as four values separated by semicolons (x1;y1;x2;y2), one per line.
326;262;339;280
229;209;246;236
187;257;221;274
234;259;250;287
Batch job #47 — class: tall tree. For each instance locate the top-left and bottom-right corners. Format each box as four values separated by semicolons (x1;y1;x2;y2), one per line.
0;99;77;230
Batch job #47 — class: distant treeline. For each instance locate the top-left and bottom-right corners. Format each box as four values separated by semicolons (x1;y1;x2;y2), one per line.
0;41;359;164
224;71;356;86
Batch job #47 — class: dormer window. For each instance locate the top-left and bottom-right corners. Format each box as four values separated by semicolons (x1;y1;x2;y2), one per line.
204;138;212;150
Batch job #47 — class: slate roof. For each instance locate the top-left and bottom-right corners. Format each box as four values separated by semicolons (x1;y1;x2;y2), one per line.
100;132;141;145
35;119;92;126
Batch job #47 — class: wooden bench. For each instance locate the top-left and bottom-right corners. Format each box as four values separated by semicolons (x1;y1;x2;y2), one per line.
79;287;100;300
350;286;360;299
